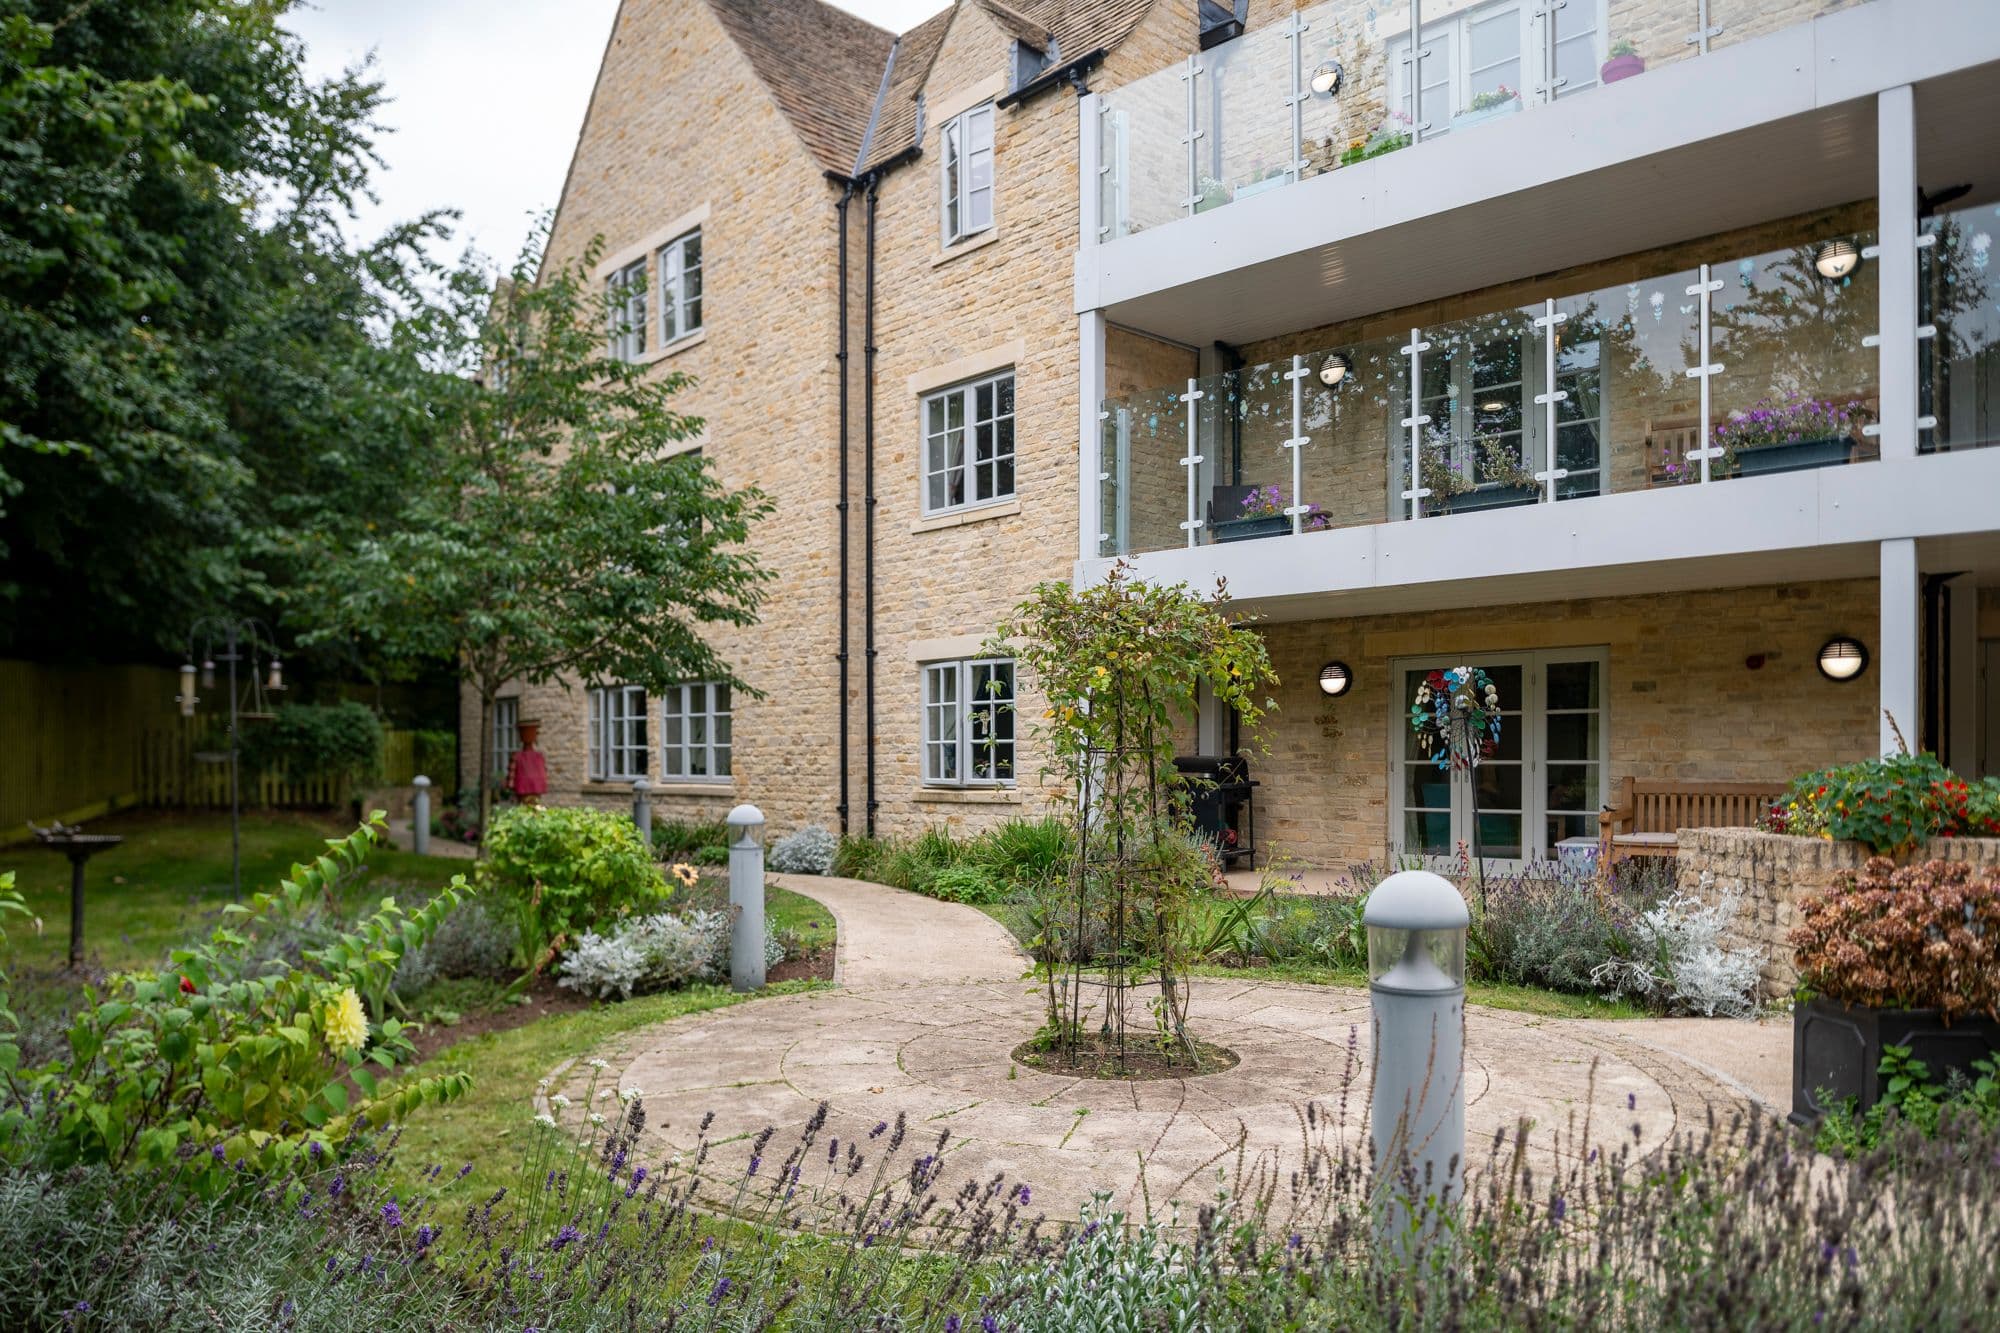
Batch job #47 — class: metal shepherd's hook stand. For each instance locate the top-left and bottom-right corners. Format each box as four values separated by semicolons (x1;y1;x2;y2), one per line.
1450;694;1487;916
177;616;285;898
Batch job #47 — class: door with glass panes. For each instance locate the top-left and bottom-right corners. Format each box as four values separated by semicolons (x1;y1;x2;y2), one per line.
1394;650;1606;868
1406;317;1605;506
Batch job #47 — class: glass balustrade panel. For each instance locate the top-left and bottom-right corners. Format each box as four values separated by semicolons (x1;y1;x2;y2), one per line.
1100;384;1196;555
1097;65;1190;240
1550;271;1702;495
1194;363;1290;544
1299;338;1405;529
1920;201;2000;454
1708;228;1880;482
1393;303;1549;519
1192;17;1296;217
1706;0;1882;58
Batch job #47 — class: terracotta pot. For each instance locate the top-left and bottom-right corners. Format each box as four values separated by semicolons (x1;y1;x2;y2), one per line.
517;720;541;748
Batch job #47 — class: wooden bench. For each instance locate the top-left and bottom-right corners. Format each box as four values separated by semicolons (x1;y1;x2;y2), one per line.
1598;777;1788;860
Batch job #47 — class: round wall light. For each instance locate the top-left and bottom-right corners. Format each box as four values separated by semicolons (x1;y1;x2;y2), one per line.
1817;635;1869;682
1310;60;1343;96
1318;351;1352;387
1814;238;1860;280
1318;661;1353;697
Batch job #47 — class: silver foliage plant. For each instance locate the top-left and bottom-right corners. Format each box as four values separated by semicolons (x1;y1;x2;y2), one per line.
1591;874;1764;1017
557;909;787;1000
768;823;838;875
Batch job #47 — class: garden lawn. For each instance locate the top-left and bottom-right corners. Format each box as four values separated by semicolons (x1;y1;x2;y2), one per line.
0;810;470;972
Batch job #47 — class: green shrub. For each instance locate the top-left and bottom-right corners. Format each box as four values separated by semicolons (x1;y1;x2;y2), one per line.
653;817;727;860
833;834;886;880
922;863;1006;904
0;820;471;1186
238;701;384;800
693;843;729;867
480;805;669;969
972;817;1073;891
411;728;456;781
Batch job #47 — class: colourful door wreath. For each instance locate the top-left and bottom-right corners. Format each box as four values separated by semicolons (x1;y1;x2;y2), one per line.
1410;665;1502;771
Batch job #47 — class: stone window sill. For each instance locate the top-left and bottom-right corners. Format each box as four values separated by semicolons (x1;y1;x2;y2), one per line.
932;229;1001;267
912;786;1021;805
581;780;731;798
634;329;706;366
912;498;1020;534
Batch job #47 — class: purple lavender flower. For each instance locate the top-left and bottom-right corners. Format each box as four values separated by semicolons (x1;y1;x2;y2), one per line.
982;1317;998;1333
550;1224;581;1251
416;1224;438;1251
747;1155;760;1176
329;1173;346;1199
1014;1184;1030;1205
210;1143;225;1162
1551;1197;1566;1223
381;1200;403;1228
871;1121;887;1138
946;1318;961;1333
308;1141;323;1160
709;1277;731;1306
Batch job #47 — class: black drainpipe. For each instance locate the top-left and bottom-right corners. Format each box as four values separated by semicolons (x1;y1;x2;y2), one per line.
864;174;881;837
834;180;855;834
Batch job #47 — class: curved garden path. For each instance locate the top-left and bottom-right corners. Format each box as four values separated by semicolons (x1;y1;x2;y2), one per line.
555;874;1790;1226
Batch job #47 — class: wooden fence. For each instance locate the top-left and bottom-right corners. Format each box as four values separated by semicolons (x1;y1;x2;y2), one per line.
2;659;454;841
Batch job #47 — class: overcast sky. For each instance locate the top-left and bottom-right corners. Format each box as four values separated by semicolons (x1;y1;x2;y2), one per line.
290;0;952;269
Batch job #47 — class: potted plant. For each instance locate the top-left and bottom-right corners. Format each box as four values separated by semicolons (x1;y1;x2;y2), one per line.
1452;84;1522;131
1601;39;1646;84
1714;396;1868;477
1447;437;1543;513
1194;174;1229;213
1788;856;2000;1125
1210;484;1328;543
1339;112;1412;167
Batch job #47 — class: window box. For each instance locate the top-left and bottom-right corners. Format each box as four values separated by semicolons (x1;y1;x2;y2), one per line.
1734;436;1853;477
1442;482;1540;513
1450;97;1522;131
1210;513;1292;543
1790;996;2000;1126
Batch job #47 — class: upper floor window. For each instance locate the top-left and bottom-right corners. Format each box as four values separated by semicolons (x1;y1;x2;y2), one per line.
660;681;731;781
607;259;647;361
941;104;995;245
588;684;648;782
1386;0;1602;132
922;371;1015;514
922;658;1015;787
657;229;703;343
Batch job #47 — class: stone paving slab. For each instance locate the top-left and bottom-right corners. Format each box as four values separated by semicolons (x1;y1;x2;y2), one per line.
548;873;1787;1227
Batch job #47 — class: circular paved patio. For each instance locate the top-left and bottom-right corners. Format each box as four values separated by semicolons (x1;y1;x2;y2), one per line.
556;874;1785;1225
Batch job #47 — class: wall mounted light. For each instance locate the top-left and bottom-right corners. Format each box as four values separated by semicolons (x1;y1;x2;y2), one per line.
1310;60;1343;96
1318;352;1352;387
1817;635;1868;682
1813;238;1860;280
1318;661;1353;697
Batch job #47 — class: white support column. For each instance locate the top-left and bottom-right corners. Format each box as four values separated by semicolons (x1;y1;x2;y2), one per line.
1532;1;1568;105
1686;0;1720;53
1684;264;1725;482
1400;328;1433;519
1180;55;1203;217
1078;92;1102;249
1875;86;1920;463
1880;538;1921;757
1283;354;1310;534
1180;377;1206;547
1407;0;1426;144
1532;299;1569;502
1078;308;1107;562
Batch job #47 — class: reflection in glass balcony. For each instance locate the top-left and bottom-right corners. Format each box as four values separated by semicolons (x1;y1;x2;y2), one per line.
1921;201;2000;454
1096;225;1885;556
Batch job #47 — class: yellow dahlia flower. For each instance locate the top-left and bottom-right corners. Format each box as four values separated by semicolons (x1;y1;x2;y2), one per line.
324;986;369;1053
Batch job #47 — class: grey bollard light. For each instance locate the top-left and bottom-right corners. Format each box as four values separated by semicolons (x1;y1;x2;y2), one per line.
631;776;652;842
726;804;766;992
1364;869;1468;1252
411;776;431;856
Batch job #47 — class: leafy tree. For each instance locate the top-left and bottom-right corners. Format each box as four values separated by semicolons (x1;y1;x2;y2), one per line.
0;0;448;661
300;234;773;835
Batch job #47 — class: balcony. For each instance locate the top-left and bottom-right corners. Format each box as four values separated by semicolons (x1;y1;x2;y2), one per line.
1093;0;1886;245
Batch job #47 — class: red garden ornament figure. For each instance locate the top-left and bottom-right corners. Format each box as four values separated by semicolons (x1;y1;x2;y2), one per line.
508;718;549;807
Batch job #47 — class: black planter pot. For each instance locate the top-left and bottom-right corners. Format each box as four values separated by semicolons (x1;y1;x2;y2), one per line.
1736;435;1852;477
1443;483;1539;514
1210;514;1292;544
1790;995;2000;1126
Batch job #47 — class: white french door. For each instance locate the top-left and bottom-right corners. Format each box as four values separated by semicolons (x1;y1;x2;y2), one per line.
1391;649;1607;868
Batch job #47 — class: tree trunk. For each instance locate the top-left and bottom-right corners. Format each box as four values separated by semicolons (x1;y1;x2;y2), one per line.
476;688;495;861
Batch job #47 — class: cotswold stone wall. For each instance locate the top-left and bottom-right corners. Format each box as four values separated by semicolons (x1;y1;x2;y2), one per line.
1675;828;2000;1001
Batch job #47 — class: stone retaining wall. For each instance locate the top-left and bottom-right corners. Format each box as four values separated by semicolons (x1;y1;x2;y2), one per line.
1675;829;2000;1000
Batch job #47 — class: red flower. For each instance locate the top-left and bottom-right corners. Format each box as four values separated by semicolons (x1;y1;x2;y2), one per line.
179;975;196;995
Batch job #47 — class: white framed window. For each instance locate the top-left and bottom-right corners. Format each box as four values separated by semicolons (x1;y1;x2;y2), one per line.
657;229;703;343
1386;1;1605;128
492;696;520;780
607;259;647;361
922;371;1016;514
588;685;648;782
660;682;731;781
940;103;995;245
922;658;1015;787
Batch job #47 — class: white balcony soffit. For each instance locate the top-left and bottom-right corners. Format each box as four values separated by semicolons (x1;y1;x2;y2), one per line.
1077;0;2000;348
1081;450;2000;623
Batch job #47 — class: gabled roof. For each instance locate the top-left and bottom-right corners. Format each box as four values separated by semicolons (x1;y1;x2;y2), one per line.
702;0;1160;180
702;0;896;175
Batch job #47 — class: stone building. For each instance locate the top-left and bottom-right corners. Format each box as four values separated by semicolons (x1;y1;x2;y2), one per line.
465;0;2000;873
